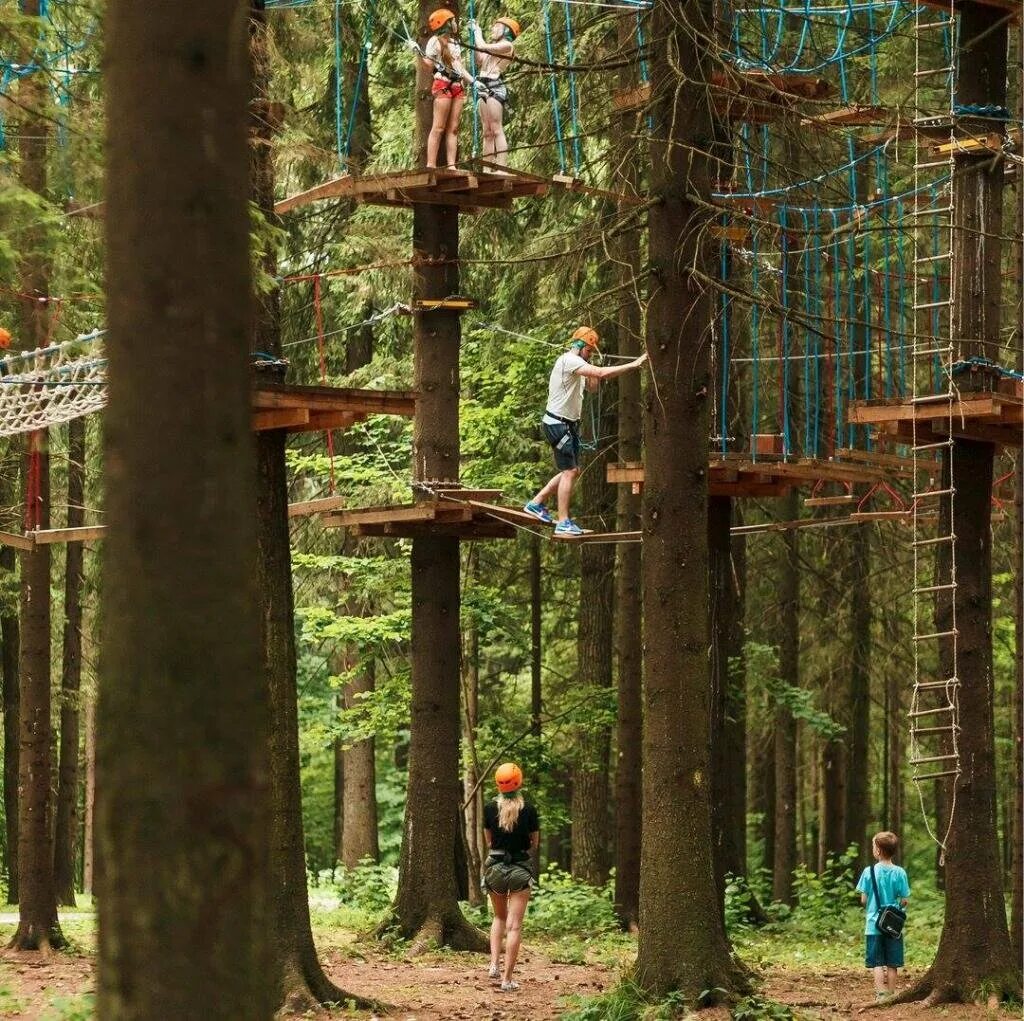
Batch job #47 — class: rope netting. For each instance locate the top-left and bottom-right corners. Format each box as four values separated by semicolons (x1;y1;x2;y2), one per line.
0;332;107;438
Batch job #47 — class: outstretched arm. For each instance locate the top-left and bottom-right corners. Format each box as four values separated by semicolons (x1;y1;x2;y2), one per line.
576;352;648;383
468;24;514;56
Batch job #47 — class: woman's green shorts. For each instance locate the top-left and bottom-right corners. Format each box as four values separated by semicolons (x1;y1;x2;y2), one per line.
482;862;534;895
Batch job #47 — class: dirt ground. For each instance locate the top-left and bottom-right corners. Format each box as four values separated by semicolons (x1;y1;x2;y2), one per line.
0;944;1016;1019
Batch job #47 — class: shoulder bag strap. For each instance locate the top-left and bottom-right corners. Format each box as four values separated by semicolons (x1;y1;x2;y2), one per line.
869;863;883;908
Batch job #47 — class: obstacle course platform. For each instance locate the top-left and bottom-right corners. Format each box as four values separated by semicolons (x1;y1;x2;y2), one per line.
252;382;415;434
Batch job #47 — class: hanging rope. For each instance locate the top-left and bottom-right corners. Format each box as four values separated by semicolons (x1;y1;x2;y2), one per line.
561;0;583;175
541;0;567;174
312;276;337;494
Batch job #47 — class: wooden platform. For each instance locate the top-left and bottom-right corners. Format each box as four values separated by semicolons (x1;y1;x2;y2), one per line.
802;105;889;129
252;382;416;434
850;389;1024;447
398;297;479;314
608;451;917;496
275;167;549;215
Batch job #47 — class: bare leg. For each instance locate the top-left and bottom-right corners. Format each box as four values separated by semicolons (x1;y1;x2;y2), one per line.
488;892;507;973
886;967;898;993
444;94;466;168
427;95;452;168
484;99;508;166
532;472;563;507
480;102;496;160
872;966;887;995
502;889;531;983
557;468;579;522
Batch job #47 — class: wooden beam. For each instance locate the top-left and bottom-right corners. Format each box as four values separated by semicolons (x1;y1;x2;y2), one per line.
464;500;549;529
804;494;857;507
552;530;642;544
31;525;107;544
849;394;1001;424
301;411;363;432
0;530;35;551
274;174;357;215
433;488;504;503
802;105;888;128
252;382;416;418
253;408;310;432
287;495;348;519
350;521;515;540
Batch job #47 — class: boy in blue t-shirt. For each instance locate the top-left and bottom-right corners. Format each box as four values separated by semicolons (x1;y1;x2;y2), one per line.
855;830;910;1001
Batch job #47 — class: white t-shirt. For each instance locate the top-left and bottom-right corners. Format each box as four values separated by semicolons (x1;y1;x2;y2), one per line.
546;351;588;422
425;35;463;79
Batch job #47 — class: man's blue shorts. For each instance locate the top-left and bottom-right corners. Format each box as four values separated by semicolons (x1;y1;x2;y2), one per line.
542;419;581;471
865;934;904;968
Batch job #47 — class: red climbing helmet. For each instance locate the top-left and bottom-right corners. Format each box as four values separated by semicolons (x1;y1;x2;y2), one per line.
495;762;523;793
429;8;456;32
495;16;521;39
0;328;10;350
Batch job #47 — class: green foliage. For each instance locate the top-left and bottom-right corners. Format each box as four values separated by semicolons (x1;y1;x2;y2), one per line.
787;847;860;928
745;643;844;740
40;993;95;1021
526;865;618;937
322;859;397;915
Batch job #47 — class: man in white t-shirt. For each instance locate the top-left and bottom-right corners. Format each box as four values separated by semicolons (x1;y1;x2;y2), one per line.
524;326;647;536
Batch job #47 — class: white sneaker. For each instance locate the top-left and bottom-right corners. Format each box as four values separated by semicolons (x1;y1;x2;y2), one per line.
488;964;500;979
500;980;520;992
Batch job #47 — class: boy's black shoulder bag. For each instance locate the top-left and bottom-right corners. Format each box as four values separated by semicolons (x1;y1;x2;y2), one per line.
869;864;907;939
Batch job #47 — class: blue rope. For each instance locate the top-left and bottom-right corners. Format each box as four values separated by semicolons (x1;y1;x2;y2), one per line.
562;0;583;174
751;230;762;461
342;0;375;159
334;0;344;167
780;207;792;457
468;0;479;157
801;208;812;455
541;0;567;174
830;212;843;453
895;198;907;396
720;223;730;457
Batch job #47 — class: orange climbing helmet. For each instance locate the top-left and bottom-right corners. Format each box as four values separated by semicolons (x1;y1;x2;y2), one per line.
429;8;457;32
495;16;521;39
495;762;523;793
572;325;599;350
0;328;10;351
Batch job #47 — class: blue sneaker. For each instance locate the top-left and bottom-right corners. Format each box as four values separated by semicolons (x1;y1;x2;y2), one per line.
523;501;554;524
554;518;585;537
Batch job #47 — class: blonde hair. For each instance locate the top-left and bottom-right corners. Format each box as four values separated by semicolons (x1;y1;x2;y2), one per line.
496;792;524;832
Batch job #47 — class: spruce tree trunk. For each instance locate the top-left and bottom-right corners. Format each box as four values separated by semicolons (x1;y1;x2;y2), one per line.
635;0;744;996
1;540;18;904
530;537;543;738
10;0;59;943
342;660;379;867
894;3;1019;1003
709;496;745;896
461;601;484;905
82;696;95;896
98;1;270;1014
1014;440;1023;961
571;425;615;887
248;2;367;1007
772;490;799;905
844;523;871;865
388;11;483;948
611;35;643;923
54;417;85;907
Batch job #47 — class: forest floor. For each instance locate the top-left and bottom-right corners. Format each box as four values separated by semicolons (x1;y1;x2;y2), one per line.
0;906;1018;1020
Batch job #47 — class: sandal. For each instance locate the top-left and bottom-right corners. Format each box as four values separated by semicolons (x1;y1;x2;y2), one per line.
488;964;500;979
500;980;520;992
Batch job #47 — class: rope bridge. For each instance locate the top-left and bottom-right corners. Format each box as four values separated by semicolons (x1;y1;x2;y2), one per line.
0;331;107;438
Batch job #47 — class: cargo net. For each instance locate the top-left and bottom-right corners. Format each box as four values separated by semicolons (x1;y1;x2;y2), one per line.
0;330;107;437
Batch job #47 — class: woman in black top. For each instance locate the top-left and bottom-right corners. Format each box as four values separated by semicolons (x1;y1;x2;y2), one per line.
483;762;539;992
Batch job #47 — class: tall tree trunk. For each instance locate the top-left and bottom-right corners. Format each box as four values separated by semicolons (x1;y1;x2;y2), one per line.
388;11;483;949
333;723;344;864
82;695;95;897
819;536;847;871
844;523;871;864
635;0;744;997
1;538;18;904
611;28;643;923
97;1;270;1013
461;587;484;906
756;722;776;877
571;419;615;887
249;4;366;1008
10;0;58;946
54;417;86;907
530;537;543;738
772;490;799;905
895;4;1019;1003
710;497;745;897
341;662;379;867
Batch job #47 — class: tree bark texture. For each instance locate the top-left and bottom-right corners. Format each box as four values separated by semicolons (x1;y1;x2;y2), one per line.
389;15;482;948
571;410;615;887
1;541;18;904
98;1;270;1015
635;0;744;997
249;3;365;1009
844;523;871;865
54;417;85;907
611;47;643;923
709;497;745;897
461;604;485;906
342;660;379;867
895;6;1018;1001
530;536;543;738
772;490;799;905
82;696;95;896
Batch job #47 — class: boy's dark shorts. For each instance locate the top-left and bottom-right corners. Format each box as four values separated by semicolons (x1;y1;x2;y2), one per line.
542;420;581;471
865;934;904;968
